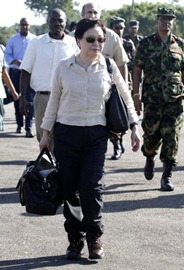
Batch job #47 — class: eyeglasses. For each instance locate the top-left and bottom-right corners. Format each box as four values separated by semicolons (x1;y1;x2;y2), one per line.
83;36;106;43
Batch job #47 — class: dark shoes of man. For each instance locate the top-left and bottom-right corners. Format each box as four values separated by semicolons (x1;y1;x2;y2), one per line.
25;130;34;138
111;140;125;160
16;126;23;133
144;156;155;180
66;234;104;260
16;127;34;138
161;162;174;191
86;233;104;260
66;239;85;260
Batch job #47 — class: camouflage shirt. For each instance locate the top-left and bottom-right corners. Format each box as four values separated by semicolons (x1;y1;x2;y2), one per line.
124;34;143;48
134;32;184;103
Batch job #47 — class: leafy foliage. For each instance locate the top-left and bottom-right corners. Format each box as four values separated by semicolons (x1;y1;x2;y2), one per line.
0;1;184;45
102;2;184;38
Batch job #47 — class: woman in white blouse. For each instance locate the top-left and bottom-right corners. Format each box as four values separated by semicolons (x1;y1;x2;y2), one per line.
39;19;140;260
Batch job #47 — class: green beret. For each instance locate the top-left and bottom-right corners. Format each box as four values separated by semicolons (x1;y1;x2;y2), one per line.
129;20;139;28
110;16;125;28
157;7;176;18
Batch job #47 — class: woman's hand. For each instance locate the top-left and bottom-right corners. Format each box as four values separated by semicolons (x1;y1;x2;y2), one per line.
39;130;51;152
130;125;141;152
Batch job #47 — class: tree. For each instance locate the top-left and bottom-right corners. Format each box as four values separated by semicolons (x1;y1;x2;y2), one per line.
101;2;184;38
25;0;73;17
24;0;80;28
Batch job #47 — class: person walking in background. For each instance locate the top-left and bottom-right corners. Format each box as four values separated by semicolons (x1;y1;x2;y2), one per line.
79;1;130;160
0;44;19;131
19;8;79;143
109;16;136;160
4;18;36;137
110;17;136;86
39;19;140;260
124;20;143;49
133;7;184;191
80;1;129;82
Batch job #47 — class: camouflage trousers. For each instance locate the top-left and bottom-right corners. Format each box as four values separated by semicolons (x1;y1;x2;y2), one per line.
141;99;184;165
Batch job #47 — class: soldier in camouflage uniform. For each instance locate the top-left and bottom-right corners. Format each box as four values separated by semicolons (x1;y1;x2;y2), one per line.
133;7;184;191
124;20;143;49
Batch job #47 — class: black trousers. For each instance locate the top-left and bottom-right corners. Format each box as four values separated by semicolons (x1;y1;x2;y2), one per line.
9;68;35;130
54;123;108;242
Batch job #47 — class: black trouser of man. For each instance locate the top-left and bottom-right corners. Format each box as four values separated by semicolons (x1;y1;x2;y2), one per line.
53;123;108;242
9;68;35;132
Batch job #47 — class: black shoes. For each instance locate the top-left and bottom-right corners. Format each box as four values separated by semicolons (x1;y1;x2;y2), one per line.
16;126;23;133
87;233;104;260
16;127;34;138
111;141;125;160
111;146;122;160
161;177;174;191
66;235;104;260
25;131;34;138
66;239;85;260
161;163;174;191
144;156;155;180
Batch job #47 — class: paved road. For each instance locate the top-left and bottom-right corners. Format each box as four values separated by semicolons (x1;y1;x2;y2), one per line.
0;102;184;270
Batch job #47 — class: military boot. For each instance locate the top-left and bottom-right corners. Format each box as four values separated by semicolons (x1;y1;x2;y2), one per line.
161;162;174;191
144;156;155;180
120;134;125;154
111;141;122;160
66;238;85;260
86;233;104;259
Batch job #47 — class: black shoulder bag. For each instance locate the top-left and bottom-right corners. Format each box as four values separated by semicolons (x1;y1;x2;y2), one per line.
105;58;129;134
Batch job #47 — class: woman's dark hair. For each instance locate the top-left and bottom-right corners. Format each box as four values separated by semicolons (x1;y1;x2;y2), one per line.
74;19;106;40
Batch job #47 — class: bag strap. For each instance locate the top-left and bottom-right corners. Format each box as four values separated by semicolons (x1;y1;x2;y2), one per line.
34;147;55;168
105;58;112;74
105;58;115;85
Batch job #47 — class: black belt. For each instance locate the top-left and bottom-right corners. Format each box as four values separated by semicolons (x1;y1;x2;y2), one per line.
37;91;50;95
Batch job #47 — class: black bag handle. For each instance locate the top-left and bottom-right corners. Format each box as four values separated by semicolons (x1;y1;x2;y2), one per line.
34;147;55;168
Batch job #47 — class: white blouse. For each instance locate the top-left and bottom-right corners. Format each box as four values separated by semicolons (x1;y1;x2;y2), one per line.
41;54;139;131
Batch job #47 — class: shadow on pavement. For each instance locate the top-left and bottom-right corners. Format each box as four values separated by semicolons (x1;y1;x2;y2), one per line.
104;193;184;212
0;255;98;270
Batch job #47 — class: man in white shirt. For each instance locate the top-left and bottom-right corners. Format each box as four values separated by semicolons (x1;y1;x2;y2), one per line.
19;8;79;142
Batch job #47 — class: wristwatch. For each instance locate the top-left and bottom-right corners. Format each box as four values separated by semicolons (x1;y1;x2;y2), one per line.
130;122;138;130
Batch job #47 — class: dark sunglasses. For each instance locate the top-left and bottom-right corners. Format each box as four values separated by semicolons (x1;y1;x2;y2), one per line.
83;36;106;43
115;26;124;30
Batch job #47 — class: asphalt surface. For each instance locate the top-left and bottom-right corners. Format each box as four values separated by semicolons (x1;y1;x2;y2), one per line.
0;102;184;270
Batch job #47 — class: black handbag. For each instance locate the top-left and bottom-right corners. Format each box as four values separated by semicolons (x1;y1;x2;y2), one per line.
105;58;129;134
16;147;63;215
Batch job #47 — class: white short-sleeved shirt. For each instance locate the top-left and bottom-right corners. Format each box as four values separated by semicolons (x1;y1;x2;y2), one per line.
102;28;129;66
20;33;80;92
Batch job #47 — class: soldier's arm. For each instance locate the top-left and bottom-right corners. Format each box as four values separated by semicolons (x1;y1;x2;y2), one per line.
132;65;142;116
